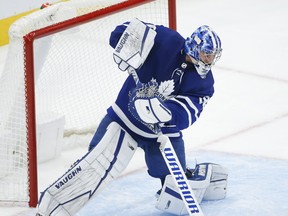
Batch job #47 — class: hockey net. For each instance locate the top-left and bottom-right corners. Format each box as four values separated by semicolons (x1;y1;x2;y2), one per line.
0;0;176;208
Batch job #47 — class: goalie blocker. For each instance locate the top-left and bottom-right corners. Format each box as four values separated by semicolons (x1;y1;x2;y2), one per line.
156;163;228;215
36;122;137;216
113;18;156;71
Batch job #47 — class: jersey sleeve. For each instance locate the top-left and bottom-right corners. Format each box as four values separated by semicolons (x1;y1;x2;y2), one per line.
164;94;212;131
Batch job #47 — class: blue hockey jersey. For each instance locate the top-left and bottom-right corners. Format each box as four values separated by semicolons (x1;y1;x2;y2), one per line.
107;22;214;140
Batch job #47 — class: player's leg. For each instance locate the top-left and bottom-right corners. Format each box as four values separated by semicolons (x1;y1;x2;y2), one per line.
88;114;113;151
138;136;186;186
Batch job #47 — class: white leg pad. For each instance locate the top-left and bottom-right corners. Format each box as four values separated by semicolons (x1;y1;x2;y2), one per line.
203;163;228;201
156;163;228;215
37;122;137;216
155;164;212;215
155;175;188;215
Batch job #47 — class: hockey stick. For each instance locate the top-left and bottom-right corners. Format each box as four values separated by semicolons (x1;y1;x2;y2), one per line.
127;67;204;216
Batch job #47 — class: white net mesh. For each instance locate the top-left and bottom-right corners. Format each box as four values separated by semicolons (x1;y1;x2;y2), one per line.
0;0;173;205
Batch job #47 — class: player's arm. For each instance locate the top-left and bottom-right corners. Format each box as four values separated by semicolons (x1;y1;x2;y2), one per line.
110;18;172;127
162;94;212;131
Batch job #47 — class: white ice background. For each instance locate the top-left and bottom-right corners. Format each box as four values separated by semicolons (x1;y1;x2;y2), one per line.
1;0;288;215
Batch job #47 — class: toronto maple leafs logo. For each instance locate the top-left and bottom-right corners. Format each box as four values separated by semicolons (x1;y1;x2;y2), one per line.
129;78;176;101
158;80;175;99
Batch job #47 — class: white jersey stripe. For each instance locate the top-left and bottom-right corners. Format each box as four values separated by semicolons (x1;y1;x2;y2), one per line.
169;97;192;126
175;95;199;124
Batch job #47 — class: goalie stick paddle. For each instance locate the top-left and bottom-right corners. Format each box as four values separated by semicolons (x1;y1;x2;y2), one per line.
128;68;204;216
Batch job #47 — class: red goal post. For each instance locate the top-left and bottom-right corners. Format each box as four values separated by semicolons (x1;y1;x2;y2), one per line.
0;0;176;207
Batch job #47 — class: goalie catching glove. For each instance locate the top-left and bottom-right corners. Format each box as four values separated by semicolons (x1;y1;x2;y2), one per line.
128;79;172;125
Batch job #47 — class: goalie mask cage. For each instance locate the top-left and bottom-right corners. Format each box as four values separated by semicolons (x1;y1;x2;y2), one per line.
0;0;176;208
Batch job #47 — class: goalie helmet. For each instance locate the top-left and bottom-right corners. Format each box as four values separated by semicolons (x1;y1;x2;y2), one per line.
184;25;222;78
